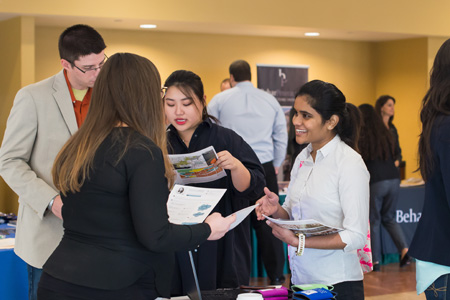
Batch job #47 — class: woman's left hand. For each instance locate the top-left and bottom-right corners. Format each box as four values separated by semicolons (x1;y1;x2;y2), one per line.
215;150;240;171
266;220;298;247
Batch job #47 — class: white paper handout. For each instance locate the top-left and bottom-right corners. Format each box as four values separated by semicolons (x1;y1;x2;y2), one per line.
167;184;226;225
263;215;343;237
169;146;227;184
0;238;15;249
227;204;259;231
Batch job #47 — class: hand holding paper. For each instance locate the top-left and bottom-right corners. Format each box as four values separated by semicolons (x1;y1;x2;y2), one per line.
205;212;236;240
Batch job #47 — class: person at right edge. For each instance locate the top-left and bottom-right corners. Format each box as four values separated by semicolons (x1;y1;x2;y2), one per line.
409;38;450;300
358;104;410;272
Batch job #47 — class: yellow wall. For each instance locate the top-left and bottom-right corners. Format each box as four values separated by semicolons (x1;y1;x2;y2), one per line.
36;26;375;105
0;17;35;214
374;38;429;178
427;37;449;77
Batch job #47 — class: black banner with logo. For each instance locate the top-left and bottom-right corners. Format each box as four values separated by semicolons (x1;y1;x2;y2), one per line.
256;64;308;107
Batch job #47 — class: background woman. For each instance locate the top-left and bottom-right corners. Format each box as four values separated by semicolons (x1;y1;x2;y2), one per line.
375;95;402;168
164;70;265;293
256;80;369;300
409;38;450;299
358;104;410;271
37;53;233;300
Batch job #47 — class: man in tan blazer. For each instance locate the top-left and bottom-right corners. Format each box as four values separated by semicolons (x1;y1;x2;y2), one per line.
0;24;106;300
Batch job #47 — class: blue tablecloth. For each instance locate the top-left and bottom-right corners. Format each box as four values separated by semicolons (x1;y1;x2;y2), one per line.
381;185;425;263
0;224;28;300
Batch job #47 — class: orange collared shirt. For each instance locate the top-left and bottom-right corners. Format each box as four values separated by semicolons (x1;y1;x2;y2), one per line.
64;70;92;128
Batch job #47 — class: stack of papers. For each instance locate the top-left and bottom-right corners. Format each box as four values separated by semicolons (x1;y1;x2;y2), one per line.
264;215;343;236
400;177;425;187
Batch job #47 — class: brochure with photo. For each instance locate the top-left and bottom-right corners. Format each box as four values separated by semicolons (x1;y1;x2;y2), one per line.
169;146;227;184
263;215;343;237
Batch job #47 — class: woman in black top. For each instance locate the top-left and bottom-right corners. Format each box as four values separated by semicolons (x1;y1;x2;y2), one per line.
163;70;265;294
37;53;234;300
375;95;402;167
358;104;409;271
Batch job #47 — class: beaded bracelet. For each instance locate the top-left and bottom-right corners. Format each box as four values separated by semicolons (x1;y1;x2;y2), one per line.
296;233;305;256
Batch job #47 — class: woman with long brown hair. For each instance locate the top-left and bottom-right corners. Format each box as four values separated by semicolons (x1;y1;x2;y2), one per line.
409;39;450;300
37;53;234;300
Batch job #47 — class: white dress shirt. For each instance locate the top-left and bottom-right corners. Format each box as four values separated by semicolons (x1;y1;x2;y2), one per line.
282;135;369;285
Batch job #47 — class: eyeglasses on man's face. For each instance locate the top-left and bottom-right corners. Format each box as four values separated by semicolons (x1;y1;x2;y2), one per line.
67;54;108;74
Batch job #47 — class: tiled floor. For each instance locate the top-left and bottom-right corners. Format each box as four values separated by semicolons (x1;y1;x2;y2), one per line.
250;262;426;299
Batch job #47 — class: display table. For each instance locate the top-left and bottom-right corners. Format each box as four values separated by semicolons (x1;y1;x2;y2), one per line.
0;224;28;300
381;185;425;262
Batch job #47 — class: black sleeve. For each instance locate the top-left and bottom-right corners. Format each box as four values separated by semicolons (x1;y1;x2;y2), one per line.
127;146;211;253
391;124;403;162
224;130;266;200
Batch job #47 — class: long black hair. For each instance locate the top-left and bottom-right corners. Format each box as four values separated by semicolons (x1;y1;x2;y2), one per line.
358;104;395;161
295;80;361;150
418;39;450;180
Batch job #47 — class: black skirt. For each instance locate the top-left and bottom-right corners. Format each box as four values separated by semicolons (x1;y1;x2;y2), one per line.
37;271;158;300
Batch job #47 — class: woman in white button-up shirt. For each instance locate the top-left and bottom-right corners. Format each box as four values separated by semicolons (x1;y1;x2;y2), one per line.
256;80;369;300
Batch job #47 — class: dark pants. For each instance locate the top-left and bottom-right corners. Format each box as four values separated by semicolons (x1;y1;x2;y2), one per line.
333;280;364;300
425;274;450;300
27;264;43;300
251;161;286;281
369;178;408;263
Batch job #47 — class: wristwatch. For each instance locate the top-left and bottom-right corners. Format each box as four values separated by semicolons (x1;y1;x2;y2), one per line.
48;196;56;212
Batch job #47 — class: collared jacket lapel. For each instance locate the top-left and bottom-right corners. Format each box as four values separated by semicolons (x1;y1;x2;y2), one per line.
52;70;78;135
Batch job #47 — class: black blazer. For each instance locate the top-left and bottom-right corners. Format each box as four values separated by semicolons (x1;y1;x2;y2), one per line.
409;116;450;267
43;128;210;297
